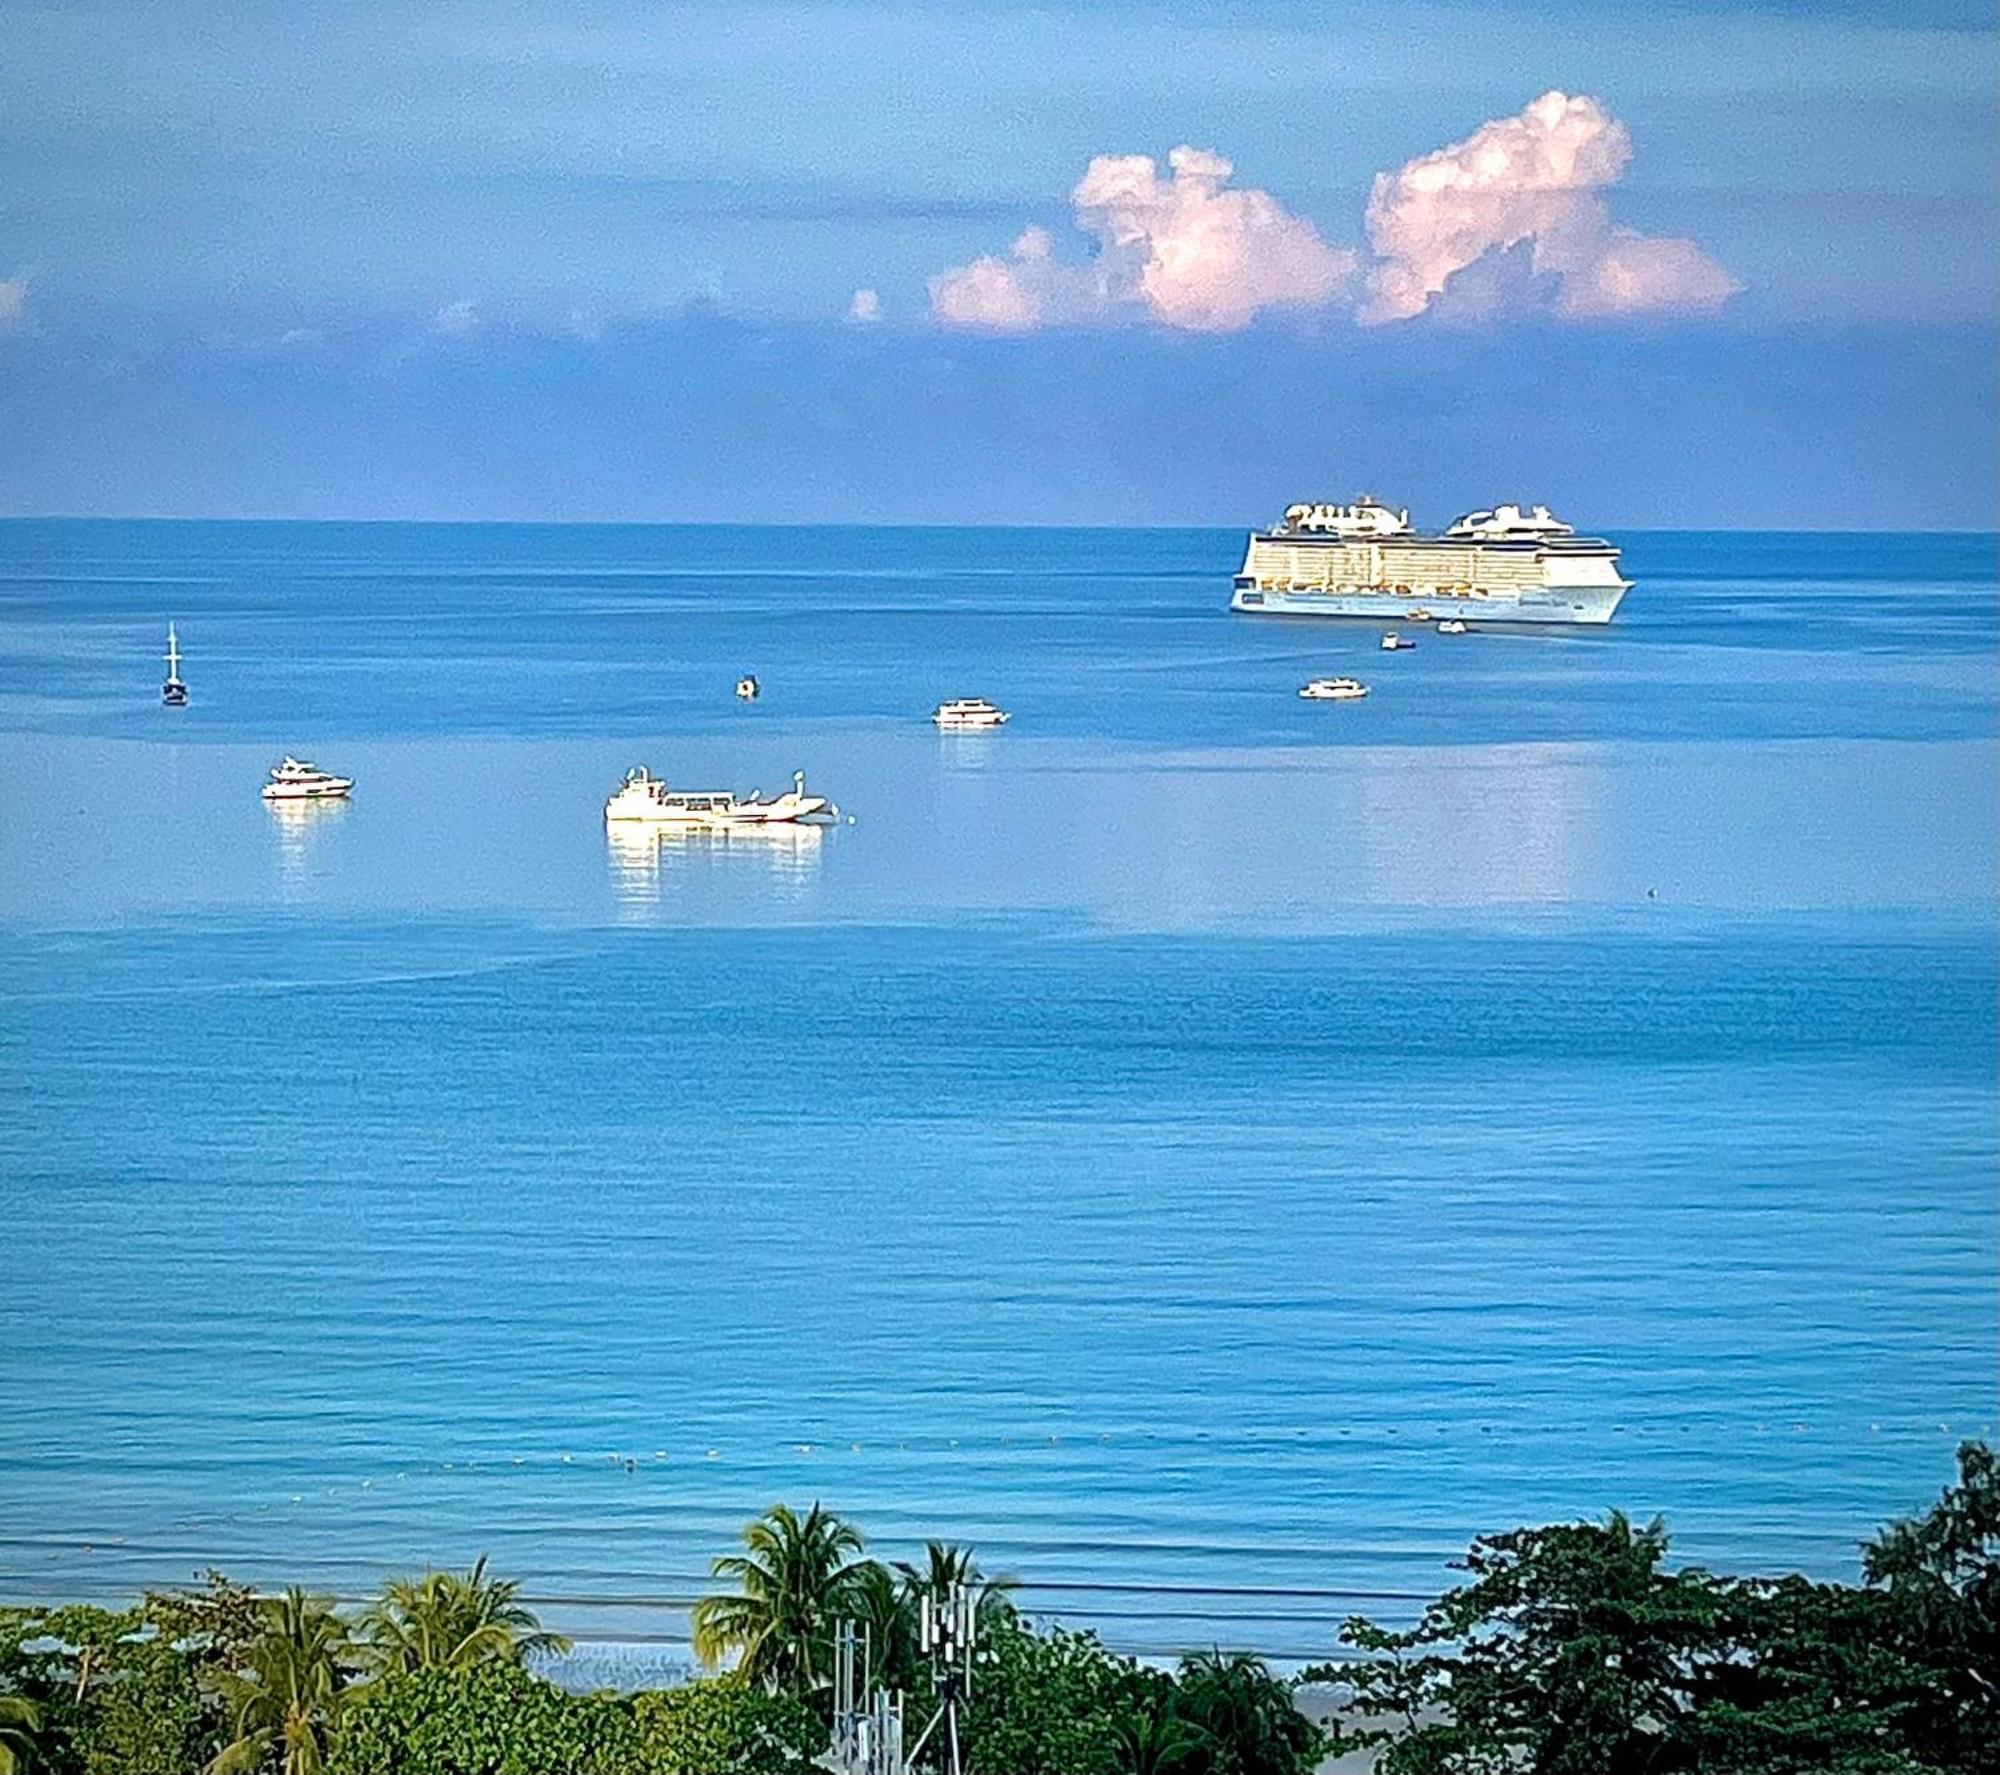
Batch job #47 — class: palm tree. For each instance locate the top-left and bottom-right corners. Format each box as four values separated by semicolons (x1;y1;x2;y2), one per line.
691;1502;867;1695
359;1554;569;1674
205;1589;354;1775
895;1540;1018;1627
1174;1650;1323;1775
0;1694;42;1775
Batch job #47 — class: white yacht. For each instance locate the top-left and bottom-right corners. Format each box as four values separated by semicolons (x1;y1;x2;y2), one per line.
1299;677;1369;701
1437;619;1469;635
932;698;1010;731
1380;633;1415;651
1231;495;1630;624
736;676;760;700
261;757;353;801
603;766;832;828
162;625;188;707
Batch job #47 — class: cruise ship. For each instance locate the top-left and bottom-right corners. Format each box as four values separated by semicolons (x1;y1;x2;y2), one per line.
1230;497;1631;625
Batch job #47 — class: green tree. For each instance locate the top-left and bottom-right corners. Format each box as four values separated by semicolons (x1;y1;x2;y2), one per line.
206;1589;356;1775
327;1661;634;1775
629;1675;825;1774
1173;1651;1322;1775
358;1556;569;1676
691;1504;867;1697
1110;1671;1198;1775
960;1619;1140;1775
0;1695;41;1775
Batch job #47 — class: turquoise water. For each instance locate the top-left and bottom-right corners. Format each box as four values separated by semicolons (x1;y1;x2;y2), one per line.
0;522;1994;1665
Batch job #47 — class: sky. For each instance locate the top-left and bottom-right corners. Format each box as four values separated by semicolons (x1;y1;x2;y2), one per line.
0;0;1994;524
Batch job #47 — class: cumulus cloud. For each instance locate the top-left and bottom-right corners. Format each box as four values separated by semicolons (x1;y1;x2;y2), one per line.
846;287;883;324
929;148;1353;333
0;279;26;329
1362;91;1739;323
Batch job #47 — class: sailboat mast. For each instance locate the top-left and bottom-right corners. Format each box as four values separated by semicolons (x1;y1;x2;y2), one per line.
165;624;181;678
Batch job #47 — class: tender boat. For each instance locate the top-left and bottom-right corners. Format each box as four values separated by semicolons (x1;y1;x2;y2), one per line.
162;625;188;707
603;765;833;828
1299;677;1369;701
736;676;760;700
932;698;1010;730
1437;620;1469;635
261;757;353;801
1380;633;1416;651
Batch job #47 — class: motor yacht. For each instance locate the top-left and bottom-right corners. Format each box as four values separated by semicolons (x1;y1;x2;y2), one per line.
603;766;833;828
261;757;353;801
1380;633;1416;651
162;625;188;707
1437;620;1469;635
1299;678;1369;701
932;698;1010;730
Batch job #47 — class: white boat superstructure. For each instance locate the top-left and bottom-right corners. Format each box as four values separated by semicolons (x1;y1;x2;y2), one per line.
932;698;1010;730
1437;619;1469;635
1380;633;1415;651
1232;494;1630;625
261;757;353;800
1299;677;1369;701
162;625;187;707
603;766;832;828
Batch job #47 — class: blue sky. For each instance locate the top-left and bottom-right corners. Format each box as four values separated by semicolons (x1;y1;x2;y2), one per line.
0;0;1993;523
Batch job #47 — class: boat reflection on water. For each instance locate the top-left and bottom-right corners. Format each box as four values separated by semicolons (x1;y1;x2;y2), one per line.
265;794;348;898
606;818;825;920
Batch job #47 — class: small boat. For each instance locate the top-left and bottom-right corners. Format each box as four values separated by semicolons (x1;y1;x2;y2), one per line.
1299;677;1369;701
1380;633;1416;651
604;766;833;828
736;676;760;700
1437;620;1469;635
1409;609;1434;623
932;698;1010;730
261;757;353;801
162;625;188;707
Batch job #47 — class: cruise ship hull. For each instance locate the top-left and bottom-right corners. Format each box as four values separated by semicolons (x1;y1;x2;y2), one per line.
1230;582;1627;625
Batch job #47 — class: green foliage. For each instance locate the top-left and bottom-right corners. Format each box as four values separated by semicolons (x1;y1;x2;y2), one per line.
629;1676;825;1774
0;1603;219;1775
359;1555;571;1676
0;1693;43;1775
962;1618;1143;1775
690;1504;868;1696
1323;1442;2000;1775
328;1661;635;1775
1173;1650;1322;1775
205;1588;357;1775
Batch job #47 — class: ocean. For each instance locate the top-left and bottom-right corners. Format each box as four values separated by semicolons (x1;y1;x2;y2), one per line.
0;520;1993;1671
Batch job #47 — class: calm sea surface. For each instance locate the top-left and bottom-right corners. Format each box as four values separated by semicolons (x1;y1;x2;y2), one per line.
0;522;1994;1668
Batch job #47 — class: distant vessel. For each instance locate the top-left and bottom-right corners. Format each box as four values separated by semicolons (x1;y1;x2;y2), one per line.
604;766;832;828
736;676;760;700
1231;496;1630;625
1437;620;1469;635
162;625;188;707
261;757;353;801
932;698;1009;730
1380;633;1415;651
1299;677;1369;701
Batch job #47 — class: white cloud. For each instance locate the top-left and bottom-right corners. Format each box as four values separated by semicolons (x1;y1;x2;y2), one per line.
433;297;479;334
930;149;1353;334
1362;91;1739;324
0;279;26;329
846;287;883;324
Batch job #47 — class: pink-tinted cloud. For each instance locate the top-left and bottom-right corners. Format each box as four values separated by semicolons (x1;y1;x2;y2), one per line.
930;150;1353;334
1362;91;1740;323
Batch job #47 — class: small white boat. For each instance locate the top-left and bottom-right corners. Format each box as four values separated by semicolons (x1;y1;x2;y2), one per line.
1409;609;1434;623
1437;620;1469;635
162;625;188;707
261;757;353;801
736;676;760;700
604;765;832;828
932;698;1010;730
1380;633;1416;651
1299;677;1369;701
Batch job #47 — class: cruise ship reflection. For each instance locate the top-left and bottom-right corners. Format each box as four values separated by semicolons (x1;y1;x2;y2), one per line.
265;795;347;898
607;820;825;920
